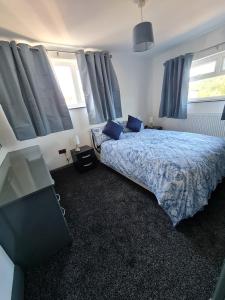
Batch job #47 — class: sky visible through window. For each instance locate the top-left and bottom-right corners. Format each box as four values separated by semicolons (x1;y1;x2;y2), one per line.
53;65;78;107
190;61;216;77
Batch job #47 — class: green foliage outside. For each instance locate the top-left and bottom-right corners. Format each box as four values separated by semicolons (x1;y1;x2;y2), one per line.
189;75;225;99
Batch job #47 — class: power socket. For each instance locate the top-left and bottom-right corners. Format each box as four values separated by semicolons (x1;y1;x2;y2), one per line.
58;148;70;164
58;149;66;155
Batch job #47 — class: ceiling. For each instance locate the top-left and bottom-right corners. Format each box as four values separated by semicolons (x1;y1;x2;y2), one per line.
0;0;225;52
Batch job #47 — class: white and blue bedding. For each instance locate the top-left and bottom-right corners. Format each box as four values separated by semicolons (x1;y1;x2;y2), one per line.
100;129;225;226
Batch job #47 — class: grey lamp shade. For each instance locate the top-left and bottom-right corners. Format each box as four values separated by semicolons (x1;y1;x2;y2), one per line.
133;21;154;52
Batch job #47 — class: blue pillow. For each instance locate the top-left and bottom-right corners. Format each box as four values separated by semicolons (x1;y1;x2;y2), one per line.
102;120;123;140
126;115;142;132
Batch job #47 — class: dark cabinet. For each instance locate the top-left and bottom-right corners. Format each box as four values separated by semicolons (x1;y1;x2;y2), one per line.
144;125;163;130
0;146;71;269
71;145;98;172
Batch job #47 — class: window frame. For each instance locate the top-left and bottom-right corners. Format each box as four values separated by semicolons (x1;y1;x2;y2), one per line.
188;51;225;103
50;57;86;110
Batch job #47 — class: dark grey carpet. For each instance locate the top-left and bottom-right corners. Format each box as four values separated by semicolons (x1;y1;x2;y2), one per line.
25;163;225;300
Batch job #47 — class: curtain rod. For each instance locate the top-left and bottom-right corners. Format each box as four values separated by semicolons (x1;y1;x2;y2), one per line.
15;45;112;57
195;41;225;54
46;49;80;54
14;43;80;53
46;49;112;57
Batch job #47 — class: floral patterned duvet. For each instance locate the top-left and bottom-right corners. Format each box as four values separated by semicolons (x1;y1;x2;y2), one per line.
100;129;225;225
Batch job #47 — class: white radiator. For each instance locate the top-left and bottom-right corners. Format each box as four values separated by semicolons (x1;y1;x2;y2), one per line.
156;113;225;137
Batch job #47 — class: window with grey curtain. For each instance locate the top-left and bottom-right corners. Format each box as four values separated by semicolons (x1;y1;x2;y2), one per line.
159;53;193;119
221;106;225;120
76;50;122;124
0;41;73;141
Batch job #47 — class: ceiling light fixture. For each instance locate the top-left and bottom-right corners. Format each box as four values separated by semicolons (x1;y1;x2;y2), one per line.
133;0;154;52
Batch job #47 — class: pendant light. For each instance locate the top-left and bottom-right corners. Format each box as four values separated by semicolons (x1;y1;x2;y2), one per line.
133;0;154;52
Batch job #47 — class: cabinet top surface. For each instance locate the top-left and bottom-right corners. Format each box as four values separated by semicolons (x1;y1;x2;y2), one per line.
0;146;54;206
71;145;93;155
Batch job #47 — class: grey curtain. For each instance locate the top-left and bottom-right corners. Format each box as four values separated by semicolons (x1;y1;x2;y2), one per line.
159;53;193;119
76;50;122;124
221;105;225;120
0;41;73;140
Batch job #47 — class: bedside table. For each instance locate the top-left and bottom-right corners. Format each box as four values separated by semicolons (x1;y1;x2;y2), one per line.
71;145;98;172
144;125;163;130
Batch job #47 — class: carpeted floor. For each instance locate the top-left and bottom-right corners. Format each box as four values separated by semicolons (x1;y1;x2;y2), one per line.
25;163;225;300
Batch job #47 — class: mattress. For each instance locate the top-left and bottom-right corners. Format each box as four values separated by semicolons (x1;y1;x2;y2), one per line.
100;129;225;226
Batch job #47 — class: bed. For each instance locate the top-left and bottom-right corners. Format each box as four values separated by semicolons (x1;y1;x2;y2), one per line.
92;128;225;226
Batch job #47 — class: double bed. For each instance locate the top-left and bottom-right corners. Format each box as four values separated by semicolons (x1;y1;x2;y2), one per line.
92;128;225;226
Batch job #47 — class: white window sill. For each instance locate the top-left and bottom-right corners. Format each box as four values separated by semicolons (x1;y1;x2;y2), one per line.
68;104;86;110
188;97;225;103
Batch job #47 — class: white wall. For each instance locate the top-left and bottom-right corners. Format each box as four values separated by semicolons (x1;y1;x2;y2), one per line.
0;246;14;300
149;25;225;127
113;52;151;124
0;52;151;170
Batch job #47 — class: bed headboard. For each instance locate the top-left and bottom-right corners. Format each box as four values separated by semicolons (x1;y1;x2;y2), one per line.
90;130;101;153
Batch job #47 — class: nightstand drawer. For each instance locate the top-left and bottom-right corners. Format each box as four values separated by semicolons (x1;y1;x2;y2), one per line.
76;149;95;163
71;145;98;173
75;159;98;172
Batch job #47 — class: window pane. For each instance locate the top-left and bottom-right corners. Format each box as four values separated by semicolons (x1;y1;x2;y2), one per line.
53;65;78;108
190;61;216;77
223;58;225;70
188;74;225;100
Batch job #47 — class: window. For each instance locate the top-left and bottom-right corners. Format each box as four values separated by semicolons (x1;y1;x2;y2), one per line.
188;51;225;102
50;57;85;109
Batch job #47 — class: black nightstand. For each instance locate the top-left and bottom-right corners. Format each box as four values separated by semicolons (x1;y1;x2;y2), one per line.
71;145;98;172
144;125;163;130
